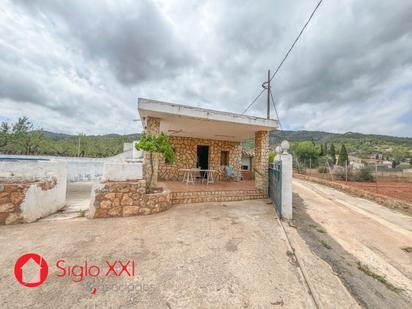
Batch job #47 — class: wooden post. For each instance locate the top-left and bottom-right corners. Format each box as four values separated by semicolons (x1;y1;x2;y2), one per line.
375;162;378;193
345;160;348;184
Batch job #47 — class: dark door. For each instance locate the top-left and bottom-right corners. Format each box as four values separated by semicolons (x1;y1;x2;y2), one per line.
197;145;209;170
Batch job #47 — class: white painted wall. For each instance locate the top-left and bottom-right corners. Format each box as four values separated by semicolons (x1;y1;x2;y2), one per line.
102;162;143;181
0;160;67;222
0;148;136;182
279;153;293;219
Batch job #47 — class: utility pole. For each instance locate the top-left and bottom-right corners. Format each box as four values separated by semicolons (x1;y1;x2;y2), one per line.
267;69;271;119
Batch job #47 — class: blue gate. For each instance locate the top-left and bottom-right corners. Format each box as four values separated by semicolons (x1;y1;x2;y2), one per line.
268;162;282;217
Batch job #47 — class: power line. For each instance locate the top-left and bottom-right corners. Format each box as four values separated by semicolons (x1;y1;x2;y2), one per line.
270;0;323;82
240;0;323;116
270;89;282;129
241;88;266;115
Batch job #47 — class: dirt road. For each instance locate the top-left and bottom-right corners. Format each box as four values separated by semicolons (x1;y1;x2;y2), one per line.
293;179;412;308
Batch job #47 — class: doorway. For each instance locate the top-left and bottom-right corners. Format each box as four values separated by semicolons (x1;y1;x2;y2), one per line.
197;145;209;170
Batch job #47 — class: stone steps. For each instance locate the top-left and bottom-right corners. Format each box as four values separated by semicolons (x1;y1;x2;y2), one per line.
171;190;265;205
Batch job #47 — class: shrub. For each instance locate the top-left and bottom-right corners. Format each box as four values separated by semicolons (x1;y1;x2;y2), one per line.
318;166;328;174
333;167;351;181
268;150;276;162
353;168;374;182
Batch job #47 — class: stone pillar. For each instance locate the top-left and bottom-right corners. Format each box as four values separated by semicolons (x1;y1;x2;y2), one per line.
254;131;269;195
143;117;160;188
280;152;293;219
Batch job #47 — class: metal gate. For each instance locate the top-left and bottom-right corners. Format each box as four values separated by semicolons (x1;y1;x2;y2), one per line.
268;162;282;217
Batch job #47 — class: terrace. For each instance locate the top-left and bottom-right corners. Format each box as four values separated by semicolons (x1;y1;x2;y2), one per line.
138;98;278;203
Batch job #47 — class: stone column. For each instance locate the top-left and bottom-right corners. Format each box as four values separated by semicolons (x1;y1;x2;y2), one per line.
254;131;269;195
143;117;160;188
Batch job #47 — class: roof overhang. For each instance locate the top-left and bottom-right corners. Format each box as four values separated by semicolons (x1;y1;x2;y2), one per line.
138;98;278;142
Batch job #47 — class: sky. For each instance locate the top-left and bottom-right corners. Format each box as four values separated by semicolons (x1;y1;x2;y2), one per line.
0;0;412;137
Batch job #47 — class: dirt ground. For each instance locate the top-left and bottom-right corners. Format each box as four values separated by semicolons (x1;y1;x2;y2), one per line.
0;199;355;308
306;174;412;204
334;180;412;204
293;179;412;308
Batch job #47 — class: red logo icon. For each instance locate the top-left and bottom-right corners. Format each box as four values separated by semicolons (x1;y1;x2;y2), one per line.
14;253;48;287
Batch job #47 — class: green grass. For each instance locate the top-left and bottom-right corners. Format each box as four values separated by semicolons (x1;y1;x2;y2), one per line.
320;240;332;249
79;210;86;217
357;262;403;293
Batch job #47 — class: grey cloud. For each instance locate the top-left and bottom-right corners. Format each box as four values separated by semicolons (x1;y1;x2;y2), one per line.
1;0;412;136
14;0;195;85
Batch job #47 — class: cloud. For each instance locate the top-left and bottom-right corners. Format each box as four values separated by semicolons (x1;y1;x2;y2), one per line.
1;0;412;136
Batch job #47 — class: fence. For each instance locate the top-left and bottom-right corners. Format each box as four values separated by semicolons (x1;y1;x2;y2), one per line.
268;161;282;217
294;160;412;205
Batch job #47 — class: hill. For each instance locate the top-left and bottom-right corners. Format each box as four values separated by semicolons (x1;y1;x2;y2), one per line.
270;130;412;160
270;130;412;145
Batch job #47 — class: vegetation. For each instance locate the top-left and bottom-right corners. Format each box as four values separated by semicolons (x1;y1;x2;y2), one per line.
357;262;403;293
271;130;412;162
318;166;328;173
320;240;332;250
135;132;175;191
337;144;349;166
328;144;336;165
353;168;374;182
268;150;276;162
0;117;137;157
290;141;320;166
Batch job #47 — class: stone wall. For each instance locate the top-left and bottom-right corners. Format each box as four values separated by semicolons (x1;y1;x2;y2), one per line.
0;179;57;224
254;131;269;194
89;180;172;218
158;136;242;181
170;189;265;205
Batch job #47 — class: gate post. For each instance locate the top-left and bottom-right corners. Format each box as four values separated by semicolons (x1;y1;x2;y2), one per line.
280;141;293;219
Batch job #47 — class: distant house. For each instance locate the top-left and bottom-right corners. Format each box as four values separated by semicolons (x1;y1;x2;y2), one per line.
348;156;365;169
381;160;393;169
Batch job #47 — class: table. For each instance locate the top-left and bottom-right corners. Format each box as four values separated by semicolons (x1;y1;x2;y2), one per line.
180;168;200;184
202;169;216;185
179;168;216;185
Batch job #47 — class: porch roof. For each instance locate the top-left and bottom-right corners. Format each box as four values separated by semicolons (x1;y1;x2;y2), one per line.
138;98;278;142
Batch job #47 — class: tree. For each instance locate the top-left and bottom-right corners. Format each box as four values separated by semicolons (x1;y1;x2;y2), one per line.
11;117;44;155
135;132;175;192
0;122;10;148
319;144;325;156
338;144;349;166
290;141;320;167
410;158;412;166
328;144;336;165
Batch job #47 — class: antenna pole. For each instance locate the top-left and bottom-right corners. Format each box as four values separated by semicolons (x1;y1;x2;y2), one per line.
267;69;271;119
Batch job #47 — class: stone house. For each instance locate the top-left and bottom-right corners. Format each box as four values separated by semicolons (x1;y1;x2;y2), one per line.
88;98;279;220
138;98;278;194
